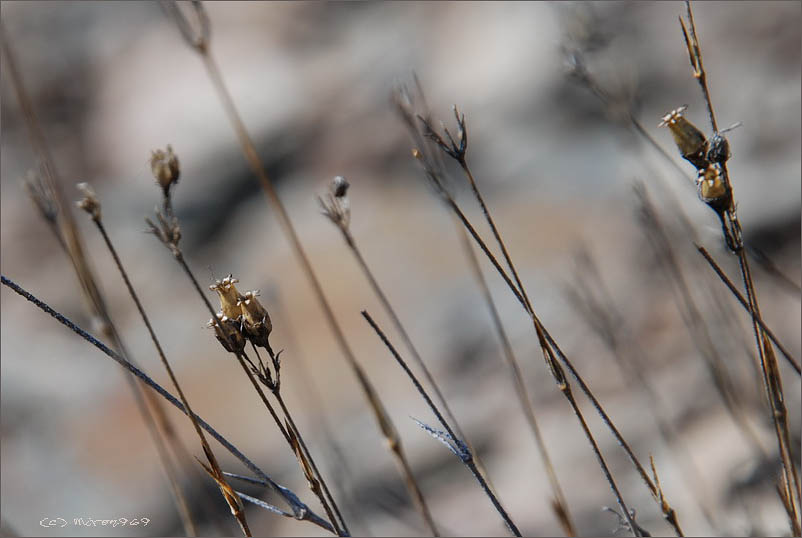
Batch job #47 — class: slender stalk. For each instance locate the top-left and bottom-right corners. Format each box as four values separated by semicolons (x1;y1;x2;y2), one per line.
455;220;576;537
0;26;201;536
696;246;800;375
679;3;800;529
87;216;251;536
162;7;438;535
0;274;335;535
361;310;522;537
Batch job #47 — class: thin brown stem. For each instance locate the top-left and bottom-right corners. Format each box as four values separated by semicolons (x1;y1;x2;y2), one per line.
456;220;576;537
696;246;800;375
0;26;200;536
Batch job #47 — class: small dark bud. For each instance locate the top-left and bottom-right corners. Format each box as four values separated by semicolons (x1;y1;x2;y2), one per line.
332;175;350;198
706;132;730;165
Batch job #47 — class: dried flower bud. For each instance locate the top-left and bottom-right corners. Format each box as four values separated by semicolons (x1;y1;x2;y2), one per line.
150;145;180;195
706;132;730;165
209;274;243;319
76;182;101;221
660;106;708;169
696;163;731;212
332;175;350;198
208;312;246;354
239;290;272;348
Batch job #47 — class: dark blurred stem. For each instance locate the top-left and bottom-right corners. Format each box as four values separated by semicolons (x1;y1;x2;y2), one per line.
361;310;522;537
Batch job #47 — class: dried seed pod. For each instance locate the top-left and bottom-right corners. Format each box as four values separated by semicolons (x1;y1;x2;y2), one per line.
76;182;101;221
150;145;180;196
706;132;730;165
210;274;243;320
332;175;350;198
238;290;272;348
208;312;246;354
696;163;732;213
659;106;709;169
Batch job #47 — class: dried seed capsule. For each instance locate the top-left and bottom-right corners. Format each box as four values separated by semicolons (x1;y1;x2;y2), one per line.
208;312;246;354
210;274;243;320
239;290;272;348
76;182;101;221
706;132;730;165
150;145;180;196
660;106;709;169
332;175;350;198
696;163;731;213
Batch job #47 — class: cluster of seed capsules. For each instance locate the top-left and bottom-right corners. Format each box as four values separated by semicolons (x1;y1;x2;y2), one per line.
659;106;734;215
207;274;272;354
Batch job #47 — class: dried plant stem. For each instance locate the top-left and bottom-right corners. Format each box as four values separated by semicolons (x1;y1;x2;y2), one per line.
361;310;522;537
0;274;335;535
455;220;576;537
88;219;251;536
0;26;202;536
164;243;346;536
696;246;800;375
680;3;800;529
417;111;675;534
567;251;718;532
166;11;434;536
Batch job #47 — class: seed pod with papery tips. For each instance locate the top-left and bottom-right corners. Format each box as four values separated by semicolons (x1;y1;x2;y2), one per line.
208;312;246;354
209;274;243;320
696;163;732;213
659;106;709;169
150;145;180;196
238;290;272;348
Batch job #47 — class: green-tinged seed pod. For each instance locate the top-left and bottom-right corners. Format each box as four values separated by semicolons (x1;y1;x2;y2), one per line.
696;163;731;213
208;312;246;354
150;145;180;196
210;274;243;319
660;106;709;169
238;290;272;348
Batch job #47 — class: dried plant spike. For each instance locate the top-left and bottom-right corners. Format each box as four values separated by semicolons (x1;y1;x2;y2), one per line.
210;274;243;320
239;290;273;348
659;106;709;169
75;182;101;222
318;178;351;230
150;144;181;197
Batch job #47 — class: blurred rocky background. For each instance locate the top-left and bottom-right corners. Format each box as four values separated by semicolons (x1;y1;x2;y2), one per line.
1;2;799;536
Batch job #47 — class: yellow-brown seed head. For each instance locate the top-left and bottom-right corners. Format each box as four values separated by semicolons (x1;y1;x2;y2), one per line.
660;106;709;169
208;311;246;354
239;290;272;334
697;163;728;202
210;274;243;320
150;145;180;195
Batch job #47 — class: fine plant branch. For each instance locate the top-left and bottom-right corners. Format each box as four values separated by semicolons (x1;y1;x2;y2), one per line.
413;102;678;536
77;188;253;534
695;246;800;375
147;194;346;536
455;220;576;537
361;310;523;537
161;6;437;536
0;274;336;535
678;2;800;529
0;26;203;536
